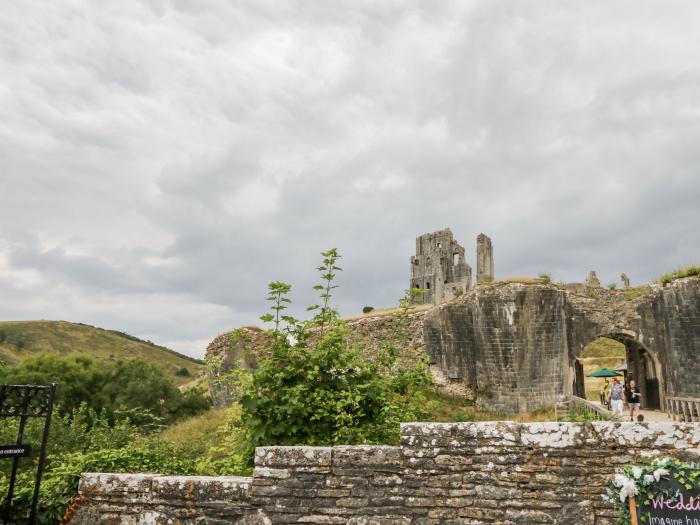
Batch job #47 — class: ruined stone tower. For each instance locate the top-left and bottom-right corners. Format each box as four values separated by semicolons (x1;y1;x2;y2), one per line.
410;228;471;304
476;233;494;283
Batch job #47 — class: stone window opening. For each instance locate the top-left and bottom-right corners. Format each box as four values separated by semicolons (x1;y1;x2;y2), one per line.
437;242;442;248
453;253;459;266
426;282;431;289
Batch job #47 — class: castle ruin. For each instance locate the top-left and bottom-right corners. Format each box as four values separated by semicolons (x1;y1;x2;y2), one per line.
409;228;471;304
476;232;494;283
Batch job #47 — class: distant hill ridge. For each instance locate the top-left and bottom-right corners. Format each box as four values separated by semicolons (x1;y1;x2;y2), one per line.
0;320;205;387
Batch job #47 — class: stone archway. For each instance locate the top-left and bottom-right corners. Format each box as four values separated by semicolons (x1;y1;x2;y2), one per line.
618;336;664;410
423;276;700;414
572;332;665;410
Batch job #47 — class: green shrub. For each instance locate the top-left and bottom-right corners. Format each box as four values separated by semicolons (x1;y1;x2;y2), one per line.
233;249;432;465
362;306;374;314
0;354;211;427
607;282;617;290
175;367;191;377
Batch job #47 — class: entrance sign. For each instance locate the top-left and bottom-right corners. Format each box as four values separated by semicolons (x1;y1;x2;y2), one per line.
0;445;32;458
0;384;57;525
634;475;700;525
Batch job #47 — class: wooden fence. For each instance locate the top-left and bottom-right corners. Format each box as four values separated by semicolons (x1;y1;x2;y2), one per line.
667;396;700;422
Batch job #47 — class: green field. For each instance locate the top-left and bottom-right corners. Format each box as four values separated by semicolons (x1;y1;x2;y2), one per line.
0;321;205;386
580;337;626;401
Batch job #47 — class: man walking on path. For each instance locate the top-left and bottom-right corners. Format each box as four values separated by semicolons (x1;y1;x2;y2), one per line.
626;380;642;422
608;378;625;416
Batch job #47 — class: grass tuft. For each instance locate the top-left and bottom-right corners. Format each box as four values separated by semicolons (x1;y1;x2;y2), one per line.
655;265;700;285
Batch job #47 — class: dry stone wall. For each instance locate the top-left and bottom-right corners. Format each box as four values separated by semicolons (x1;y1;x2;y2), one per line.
71;421;700;525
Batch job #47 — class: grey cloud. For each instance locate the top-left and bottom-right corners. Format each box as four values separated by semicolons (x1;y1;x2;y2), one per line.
1;0;699;357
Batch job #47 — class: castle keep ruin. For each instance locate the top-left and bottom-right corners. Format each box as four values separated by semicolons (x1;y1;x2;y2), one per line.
410;228;472;304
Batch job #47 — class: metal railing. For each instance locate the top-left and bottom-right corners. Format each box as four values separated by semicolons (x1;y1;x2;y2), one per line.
667;396;700;422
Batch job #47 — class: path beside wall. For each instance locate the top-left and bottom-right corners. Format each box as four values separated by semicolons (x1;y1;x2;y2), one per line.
72;421;700;525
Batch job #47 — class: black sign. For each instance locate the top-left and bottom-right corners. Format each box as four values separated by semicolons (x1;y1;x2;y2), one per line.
0;445;32;458
0;384;56;525
639;475;700;524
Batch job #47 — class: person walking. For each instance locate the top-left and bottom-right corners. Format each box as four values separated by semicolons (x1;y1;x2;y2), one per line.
626;379;642;422
608;378;625;416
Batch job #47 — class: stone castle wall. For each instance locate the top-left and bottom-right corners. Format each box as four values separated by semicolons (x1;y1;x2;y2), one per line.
425;277;700;413
72;421;700;525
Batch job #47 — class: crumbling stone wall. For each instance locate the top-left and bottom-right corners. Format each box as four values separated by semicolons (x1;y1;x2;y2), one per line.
424;283;568;413
425;277;700;413
71;421;700;525
205;309;437;408
206;327;271;408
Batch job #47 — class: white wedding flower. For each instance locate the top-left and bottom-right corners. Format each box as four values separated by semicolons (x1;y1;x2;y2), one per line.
653;468;670;482
619;478;639;502
632;466;643;479
613;473;629;487
613;473;639;502
643;474;655;484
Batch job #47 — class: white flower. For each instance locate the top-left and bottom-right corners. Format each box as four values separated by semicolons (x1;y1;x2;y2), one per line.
619;479;639;502
632;466;643;479
643;475;655;484
613;473;639;502
613;473;628;487
653;468;670;482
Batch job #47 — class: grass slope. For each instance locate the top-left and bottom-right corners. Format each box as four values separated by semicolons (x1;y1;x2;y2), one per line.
580;337;626;401
0;321;205;386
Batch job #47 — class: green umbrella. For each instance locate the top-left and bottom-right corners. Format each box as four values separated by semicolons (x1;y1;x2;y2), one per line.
586;368;622;378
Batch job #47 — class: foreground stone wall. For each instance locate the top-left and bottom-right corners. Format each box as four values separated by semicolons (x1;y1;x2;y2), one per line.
72;421;700;525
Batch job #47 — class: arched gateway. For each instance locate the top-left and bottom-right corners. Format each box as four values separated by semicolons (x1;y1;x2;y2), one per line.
423;276;700;414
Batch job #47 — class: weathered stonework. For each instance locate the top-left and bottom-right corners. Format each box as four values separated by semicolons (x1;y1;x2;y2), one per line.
585;271;601;288
476;233;494;284
71;421;700;525
621;273;630;288
206;327;271;408
425;277;700;413
410;229;472;305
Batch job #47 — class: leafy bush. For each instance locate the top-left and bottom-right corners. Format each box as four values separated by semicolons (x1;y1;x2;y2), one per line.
0;354;211;427
232;249;432;465
362;306;374;314
656;264;700;285
175;367;191;377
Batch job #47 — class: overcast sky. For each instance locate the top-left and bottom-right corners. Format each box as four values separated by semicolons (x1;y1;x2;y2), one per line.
2;1;699;358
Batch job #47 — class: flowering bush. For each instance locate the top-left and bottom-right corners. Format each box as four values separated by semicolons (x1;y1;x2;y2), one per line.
604;457;700;523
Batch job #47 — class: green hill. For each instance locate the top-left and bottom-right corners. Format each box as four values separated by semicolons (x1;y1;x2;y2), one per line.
0;321;206;387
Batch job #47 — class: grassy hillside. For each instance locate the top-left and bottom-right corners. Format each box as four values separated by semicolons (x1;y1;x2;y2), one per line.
0;321;205;386
580;337;626;401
